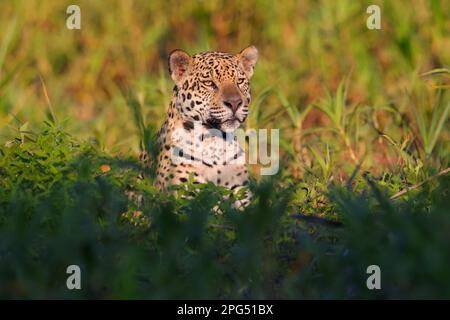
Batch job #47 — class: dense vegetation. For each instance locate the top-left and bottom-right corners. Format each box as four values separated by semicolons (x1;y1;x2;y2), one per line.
0;1;449;298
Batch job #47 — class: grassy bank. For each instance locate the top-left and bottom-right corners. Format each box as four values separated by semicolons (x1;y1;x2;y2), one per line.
0;0;449;298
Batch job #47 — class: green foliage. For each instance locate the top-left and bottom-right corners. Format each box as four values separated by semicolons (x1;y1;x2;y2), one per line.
411;88;450;157
292;177;450;299
0;126;449;299
0;0;449;299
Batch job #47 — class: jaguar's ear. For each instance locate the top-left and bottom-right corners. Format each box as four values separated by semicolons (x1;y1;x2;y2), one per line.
168;49;191;84
238;46;258;79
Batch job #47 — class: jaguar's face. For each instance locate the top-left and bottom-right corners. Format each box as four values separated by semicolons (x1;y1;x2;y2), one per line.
169;46;258;132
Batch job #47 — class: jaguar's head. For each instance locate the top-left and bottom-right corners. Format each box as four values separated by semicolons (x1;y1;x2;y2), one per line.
168;46;258;132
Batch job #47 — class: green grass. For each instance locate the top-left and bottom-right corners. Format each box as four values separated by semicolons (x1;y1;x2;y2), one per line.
0;0;449;299
1;124;449;299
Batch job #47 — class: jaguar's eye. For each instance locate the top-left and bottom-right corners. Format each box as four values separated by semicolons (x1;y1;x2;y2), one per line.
203;80;217;88
237;78;246;85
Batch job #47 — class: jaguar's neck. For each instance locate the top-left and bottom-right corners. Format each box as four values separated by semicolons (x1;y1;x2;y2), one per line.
157;87;182;144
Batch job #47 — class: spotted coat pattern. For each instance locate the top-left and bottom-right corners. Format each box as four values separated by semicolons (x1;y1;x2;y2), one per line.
143;47;258;207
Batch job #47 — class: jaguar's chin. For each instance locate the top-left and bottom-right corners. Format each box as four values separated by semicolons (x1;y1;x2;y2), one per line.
205;117;241;132
220;119;241;131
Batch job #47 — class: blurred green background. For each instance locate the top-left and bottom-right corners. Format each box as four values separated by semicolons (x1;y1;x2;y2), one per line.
1;1;448;167
0;0;449;299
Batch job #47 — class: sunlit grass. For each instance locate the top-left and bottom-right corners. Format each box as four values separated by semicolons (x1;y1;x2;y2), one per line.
0;0;449;299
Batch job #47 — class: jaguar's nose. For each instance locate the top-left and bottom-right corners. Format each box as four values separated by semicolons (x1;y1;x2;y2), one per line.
223;95;243;114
